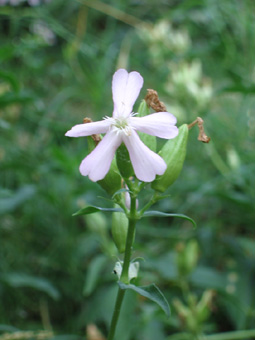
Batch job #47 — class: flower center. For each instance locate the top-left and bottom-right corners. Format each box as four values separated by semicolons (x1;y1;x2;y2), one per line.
113;117;132;136
104;116;133;136
114;117;128;129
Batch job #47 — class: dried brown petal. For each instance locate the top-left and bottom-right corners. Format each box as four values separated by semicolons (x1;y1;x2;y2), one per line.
145;89;167;112
188;117;211;143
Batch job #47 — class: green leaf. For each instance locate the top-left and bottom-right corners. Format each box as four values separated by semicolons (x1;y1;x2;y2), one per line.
112;188;130;199
0;69;20;92
0;185;36;215
2;273;60;300
0;91;33;108
118;282;170;317
72;205;123;216
142;211;197;228
190;266;227;290
202;329;255;340
83;255;108;296
0;325;20;332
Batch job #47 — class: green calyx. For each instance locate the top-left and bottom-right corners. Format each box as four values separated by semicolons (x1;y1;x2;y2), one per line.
137;100;156;152
87;136;122;196
151;124;189;192
116;143;134;179
111;208;129;254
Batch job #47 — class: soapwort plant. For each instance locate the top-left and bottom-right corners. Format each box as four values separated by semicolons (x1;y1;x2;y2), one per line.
65;69;206;340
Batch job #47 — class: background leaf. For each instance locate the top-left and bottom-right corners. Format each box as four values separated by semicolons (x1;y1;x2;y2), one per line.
2;273;60;300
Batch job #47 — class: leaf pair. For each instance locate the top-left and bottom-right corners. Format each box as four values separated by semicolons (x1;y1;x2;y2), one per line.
73;204;197;228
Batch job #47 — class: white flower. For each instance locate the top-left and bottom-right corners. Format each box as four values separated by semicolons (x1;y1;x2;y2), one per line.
65;69;178;182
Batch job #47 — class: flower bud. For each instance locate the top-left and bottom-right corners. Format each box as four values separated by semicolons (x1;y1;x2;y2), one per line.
85;212;108;237
87;136;121;196
176;239;199;276
184;239;199;274
151;123;188;192
196;290;214;322
136;100;156;152
111;208;129;253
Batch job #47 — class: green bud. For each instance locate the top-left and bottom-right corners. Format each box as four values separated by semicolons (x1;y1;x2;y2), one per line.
184;239;199;274
85;212;117;256
196;290;214;322
85;212;108;237
177;239;199;276
111;209;129;253
151;124;189;192
87;136;121;196
116;143;134;179
173;298;190;319
173;297;197;333
137;100;156;152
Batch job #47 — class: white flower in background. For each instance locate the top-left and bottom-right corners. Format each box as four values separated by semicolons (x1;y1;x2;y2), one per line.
170;60;202;86
65;69;178;182
138;20;190;55
166;60;212;107
31;20;56;45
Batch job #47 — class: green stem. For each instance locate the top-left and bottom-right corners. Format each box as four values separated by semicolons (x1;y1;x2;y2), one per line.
107;288;125;340
107;194;138;340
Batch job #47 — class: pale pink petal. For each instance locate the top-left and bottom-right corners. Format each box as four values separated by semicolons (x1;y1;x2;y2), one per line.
122;130;166;182
112;69;143;118
65;119;111;137
130;112;179;139
79;130;122;182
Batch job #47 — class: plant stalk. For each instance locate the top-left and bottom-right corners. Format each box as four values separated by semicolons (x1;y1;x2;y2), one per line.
107;288;125;340
107;195;137;340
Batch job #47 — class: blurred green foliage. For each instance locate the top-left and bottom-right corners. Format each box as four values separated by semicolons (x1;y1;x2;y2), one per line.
0;0;255;339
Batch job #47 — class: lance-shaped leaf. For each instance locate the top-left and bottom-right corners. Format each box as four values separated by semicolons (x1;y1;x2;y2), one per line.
112;188;131;199
118;282;170;317
142;211;197;228
73;205;123;216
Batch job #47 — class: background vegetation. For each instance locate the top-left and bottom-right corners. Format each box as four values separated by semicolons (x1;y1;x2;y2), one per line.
0;0;255;339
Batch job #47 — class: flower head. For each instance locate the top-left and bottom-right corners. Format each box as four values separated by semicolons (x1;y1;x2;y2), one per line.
65;69;178;182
